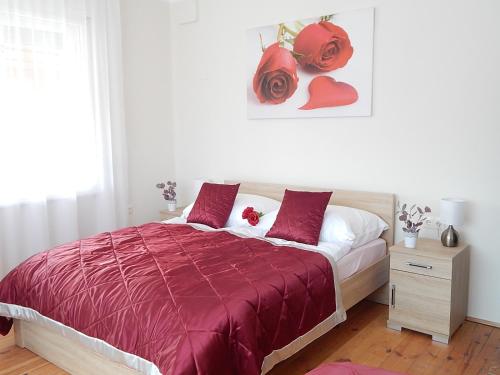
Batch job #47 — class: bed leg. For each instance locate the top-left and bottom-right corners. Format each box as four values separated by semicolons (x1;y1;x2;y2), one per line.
13;320;25;348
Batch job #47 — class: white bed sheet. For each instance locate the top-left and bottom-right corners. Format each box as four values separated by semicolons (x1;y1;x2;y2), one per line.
167;217;386;282
337;238;387;282
165;216;354;262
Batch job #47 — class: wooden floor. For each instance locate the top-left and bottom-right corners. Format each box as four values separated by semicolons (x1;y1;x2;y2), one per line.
270;301;500;375
0;301;498;375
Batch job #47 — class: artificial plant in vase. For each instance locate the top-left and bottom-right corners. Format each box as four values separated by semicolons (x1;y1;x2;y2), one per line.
396;202;431;248
156;181;177;212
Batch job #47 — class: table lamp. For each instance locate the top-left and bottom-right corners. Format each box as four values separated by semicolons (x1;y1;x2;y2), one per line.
440;198;465;247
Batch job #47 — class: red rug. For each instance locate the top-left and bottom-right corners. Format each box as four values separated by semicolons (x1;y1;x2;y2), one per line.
306;362;406;375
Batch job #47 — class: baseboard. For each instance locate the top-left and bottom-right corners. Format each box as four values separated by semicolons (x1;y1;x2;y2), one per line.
466;316;500;328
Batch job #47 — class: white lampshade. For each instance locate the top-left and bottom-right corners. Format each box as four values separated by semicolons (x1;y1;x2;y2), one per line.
440;198;465;226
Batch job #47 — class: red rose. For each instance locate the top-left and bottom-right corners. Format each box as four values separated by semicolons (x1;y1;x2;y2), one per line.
253;43;298;104
242;206;254;219
247;211;260;226
293;21;353;72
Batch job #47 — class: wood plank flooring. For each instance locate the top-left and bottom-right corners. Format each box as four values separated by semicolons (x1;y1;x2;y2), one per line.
0;345;66;375
269;301;499;375
0;301;498;375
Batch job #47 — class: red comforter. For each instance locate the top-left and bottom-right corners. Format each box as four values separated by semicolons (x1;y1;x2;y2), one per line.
0;223;336;374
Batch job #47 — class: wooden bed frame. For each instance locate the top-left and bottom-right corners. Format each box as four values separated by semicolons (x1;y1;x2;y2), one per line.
0;180;395;375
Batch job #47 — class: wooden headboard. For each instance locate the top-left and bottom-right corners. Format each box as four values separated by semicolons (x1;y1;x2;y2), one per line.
225;180;395;246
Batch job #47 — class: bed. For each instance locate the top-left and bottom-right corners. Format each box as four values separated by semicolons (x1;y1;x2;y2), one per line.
0;180;394;374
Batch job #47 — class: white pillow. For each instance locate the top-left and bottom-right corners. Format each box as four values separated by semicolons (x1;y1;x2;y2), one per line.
250;208;279;236
181;203;194;219
225;193;281;227
319;205;389;248
181;193;281;227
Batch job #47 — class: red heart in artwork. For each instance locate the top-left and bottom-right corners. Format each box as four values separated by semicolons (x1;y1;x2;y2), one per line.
299;76;358;110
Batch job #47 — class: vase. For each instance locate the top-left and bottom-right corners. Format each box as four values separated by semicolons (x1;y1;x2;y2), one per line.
404;232;418;249
167;200;177;212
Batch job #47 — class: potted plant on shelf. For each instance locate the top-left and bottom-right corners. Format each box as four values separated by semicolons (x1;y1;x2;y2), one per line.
396;202;431;248
156;181;177;212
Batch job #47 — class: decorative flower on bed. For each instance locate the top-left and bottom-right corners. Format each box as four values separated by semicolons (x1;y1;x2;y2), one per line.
242;206;263;226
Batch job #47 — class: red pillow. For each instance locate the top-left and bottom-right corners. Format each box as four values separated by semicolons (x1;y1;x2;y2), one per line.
266;189;332;245
187;183;240;228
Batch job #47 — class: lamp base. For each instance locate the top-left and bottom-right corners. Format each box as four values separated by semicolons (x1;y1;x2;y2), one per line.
441;225;459;247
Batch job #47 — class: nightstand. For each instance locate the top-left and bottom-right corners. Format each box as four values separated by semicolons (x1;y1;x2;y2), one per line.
159;207;185;221
387;238;469;344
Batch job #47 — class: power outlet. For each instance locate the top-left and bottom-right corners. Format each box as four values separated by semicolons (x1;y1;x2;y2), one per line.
422;215;438;228
420;215;440;240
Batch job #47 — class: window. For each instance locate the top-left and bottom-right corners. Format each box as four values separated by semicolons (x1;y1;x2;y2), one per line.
0;10;102;205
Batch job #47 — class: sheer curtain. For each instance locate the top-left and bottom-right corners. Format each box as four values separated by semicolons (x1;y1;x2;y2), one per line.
0;0;128;277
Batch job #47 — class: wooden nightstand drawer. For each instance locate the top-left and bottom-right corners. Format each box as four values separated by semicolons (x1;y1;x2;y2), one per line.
390;252;452;279
389;269;451;335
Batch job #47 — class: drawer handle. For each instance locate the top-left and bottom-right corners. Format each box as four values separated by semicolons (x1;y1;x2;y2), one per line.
405;261;432;270
391;284;396;308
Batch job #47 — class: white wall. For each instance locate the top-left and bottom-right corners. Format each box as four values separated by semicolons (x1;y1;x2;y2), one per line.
121;0;175;225
169;0;500;322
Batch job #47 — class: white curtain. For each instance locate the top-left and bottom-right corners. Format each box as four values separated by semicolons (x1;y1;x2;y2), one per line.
0;0;128;277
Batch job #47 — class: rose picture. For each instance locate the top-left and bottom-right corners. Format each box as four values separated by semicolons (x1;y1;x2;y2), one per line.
247;8;374;119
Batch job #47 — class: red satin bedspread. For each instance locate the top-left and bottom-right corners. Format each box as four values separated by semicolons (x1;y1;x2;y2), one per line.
0;223;336;374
